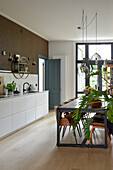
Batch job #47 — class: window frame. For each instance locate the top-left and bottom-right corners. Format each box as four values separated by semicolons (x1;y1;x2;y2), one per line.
76;42;113;98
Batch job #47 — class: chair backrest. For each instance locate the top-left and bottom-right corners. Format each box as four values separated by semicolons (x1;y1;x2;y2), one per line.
54;104;62;121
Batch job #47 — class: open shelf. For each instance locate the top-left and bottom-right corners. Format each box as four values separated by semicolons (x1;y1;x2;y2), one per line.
105;72;113;74
105;59;113;93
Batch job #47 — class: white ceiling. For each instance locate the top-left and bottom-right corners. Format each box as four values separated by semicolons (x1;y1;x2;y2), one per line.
0;0;113;41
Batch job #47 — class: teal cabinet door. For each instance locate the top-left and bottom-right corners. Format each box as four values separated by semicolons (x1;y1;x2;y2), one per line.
45;59;61;110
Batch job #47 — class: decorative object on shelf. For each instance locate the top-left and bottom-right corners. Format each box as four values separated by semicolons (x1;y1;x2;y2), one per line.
104;59;113;95
32;59;36;65
11;55;30;79
1;50;36;79
73;70;113;140
8;52;13;61
5;81;16;95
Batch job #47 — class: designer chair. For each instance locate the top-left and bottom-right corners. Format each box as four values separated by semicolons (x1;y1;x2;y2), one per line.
88;115;111;146
55;104;78;143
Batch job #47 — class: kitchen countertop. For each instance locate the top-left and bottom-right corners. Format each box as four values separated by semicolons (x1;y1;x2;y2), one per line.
0;90;48;101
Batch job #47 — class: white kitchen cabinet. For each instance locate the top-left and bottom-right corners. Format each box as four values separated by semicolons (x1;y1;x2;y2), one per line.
13;96;26;114
12;111;26;131
0;99;12;119
0;116;12;138
26;108;35;124
43;91;48;104
26;95;35;110
0;91;48;139
35;93;43;106
35;105;43;119
43;104;48;116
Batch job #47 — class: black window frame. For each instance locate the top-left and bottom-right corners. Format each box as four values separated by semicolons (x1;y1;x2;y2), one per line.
76;42;113;97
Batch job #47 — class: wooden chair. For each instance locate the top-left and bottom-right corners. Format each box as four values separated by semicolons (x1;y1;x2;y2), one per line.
55;99;82;143
88;116;111;146
66;113;82;138
54;104;78;143
54;104;70;137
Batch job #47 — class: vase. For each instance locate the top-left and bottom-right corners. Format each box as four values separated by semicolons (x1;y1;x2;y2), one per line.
91;99;102;108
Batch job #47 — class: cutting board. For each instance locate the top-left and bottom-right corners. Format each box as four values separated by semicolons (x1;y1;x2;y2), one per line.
0;85;4;95
0;76;4;95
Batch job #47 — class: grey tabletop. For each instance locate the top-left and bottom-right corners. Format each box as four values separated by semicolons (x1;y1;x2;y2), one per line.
58;98;107;112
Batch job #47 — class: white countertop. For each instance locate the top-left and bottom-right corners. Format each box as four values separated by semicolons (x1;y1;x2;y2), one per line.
0;90;48;101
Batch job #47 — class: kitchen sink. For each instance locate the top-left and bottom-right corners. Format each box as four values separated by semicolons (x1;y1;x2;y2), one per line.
23;91;38;94
28;91;38;93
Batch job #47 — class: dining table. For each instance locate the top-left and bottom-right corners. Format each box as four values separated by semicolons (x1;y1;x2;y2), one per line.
56;98;108;148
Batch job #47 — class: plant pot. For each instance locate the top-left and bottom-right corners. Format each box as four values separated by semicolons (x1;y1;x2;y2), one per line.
91;99;102;108
8;90;13;95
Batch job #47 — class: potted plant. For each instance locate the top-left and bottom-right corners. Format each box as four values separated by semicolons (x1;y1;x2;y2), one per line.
5;81;16;95
73;70;113;140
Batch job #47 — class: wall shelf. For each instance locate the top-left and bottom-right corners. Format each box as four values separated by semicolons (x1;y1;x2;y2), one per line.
105;59;113;95
11;56;30;79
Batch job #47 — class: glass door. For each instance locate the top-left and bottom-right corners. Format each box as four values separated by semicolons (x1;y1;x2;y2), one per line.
76;43;112;97
76;44;86;97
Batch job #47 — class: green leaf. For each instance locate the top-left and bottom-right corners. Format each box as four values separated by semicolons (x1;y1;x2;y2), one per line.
83;118;93;140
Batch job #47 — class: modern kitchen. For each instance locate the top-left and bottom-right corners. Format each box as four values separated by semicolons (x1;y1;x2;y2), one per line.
0;15;49;140
1;0;113;170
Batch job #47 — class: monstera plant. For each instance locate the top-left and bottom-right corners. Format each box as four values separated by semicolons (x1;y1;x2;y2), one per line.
73;70;113;140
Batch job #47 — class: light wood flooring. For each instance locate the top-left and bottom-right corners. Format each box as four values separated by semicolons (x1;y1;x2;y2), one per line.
0;111;113;170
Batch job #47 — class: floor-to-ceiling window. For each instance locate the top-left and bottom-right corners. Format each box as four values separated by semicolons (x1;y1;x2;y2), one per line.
76;43;112;97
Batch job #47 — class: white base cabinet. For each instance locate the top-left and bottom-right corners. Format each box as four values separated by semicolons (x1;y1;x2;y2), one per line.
12;111;26;131
0;91;49;139
0;116;12;138
35;105;43;119
26;108;35;124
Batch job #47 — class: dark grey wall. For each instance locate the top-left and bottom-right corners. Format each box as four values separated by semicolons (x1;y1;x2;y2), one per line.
0;15;48;74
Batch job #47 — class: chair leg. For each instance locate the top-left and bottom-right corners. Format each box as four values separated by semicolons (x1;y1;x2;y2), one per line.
88;127;95;144
78;123;82;137
88;126;112;146
59;126;62;133
81;119;85;126
77;124;81;138
107;129;111;147
69;126;71;131
62;126;67;138
74;128;77;144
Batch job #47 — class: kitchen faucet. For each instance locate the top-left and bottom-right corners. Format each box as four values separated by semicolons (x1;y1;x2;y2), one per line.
23;82;30;92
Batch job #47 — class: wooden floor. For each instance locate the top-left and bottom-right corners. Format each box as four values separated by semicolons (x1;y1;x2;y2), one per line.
0;111;113;170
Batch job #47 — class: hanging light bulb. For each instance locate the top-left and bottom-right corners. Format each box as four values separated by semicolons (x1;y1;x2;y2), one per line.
80;58;89;75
